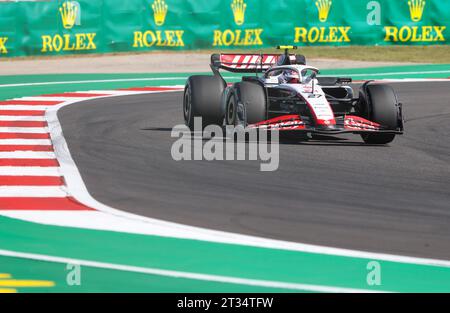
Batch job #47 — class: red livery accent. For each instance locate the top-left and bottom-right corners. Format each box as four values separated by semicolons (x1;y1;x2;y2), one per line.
0;145;54;152
249;115;305;130
0;110;46;116
0;159;59;167
219;54;279;71
249;114;386;133
0;133;50;139
315;118;336;126
0;176;64;186
0;100;62;106
344;115;381;131
0;121;47;127
0;197;95;211
250;114;301;126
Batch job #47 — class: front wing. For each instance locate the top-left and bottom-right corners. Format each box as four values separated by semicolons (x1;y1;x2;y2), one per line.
247;115;403;135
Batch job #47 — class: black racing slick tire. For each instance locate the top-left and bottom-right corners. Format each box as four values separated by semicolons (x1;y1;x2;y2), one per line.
296;54;306;65
183;75;225;130
360;84;399;145
226;82;267;126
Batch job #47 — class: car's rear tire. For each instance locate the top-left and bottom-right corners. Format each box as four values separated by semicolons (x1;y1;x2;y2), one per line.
184;75;225;130
296;54;306;65
360;84;399;144
226;82;267;126
225;92;237;126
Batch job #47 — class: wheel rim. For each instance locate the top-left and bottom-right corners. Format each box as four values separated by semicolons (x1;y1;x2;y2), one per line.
183;88;191;125
227;97;235;125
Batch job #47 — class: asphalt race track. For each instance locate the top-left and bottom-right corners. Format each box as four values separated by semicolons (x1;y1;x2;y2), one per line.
59;81;450;260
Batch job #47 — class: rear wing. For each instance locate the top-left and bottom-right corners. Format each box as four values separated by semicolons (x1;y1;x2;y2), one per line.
211;53;283;73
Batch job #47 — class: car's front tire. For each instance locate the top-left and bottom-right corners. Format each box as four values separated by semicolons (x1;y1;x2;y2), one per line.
225;82;267;126
359;83;400;144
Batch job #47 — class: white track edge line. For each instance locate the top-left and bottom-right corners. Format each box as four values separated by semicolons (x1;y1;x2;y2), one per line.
0;249;386;293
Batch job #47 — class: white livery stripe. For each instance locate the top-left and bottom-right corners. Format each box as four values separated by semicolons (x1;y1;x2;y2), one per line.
0;127;48;133
0;166;60;176
239;55;252;69
0;186;67;197
0;139;52;145
248;55;260;69
265;55;275;65
231;55;241;69
0;151;56;159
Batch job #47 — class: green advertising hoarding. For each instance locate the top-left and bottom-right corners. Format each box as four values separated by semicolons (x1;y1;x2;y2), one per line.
0;0;448;57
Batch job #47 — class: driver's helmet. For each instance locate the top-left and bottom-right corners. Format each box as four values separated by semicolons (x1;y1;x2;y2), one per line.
281;69;300;84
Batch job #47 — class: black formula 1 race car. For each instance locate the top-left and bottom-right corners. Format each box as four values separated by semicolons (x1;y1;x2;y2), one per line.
183;46;404;144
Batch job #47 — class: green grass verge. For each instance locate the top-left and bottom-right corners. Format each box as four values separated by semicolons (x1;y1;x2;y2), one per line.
0;65;449;101
1;256;299;293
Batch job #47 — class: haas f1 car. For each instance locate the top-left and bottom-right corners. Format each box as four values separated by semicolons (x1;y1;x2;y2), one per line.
183;46;404;144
